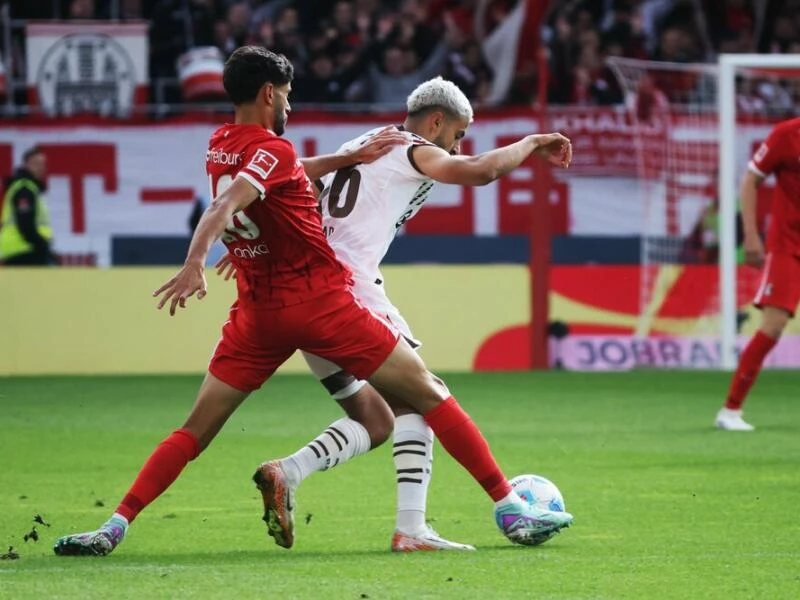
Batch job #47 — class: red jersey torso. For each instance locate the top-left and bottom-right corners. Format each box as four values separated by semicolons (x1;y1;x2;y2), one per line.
749;117;800;256
206;123;351;307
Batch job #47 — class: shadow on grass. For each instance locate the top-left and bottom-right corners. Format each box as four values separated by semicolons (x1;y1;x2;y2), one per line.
27;542;570;568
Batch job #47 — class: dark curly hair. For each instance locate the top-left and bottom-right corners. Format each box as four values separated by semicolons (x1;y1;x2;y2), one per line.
223;46;294;105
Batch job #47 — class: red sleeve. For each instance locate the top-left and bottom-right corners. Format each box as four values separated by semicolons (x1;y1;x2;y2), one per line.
749;123;788;177
236;137;297;198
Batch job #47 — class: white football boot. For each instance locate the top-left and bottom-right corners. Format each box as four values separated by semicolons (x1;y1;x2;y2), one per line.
391;525;476;552
715;407;755;431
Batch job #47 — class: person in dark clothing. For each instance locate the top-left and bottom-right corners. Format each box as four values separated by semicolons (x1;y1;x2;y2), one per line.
0;147;57;266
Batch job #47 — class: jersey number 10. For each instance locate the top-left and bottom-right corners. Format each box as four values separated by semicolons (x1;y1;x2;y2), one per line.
319;166;362;218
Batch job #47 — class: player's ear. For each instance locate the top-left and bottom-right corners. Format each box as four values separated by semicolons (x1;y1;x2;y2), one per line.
263;82;274;105
431;110;445;133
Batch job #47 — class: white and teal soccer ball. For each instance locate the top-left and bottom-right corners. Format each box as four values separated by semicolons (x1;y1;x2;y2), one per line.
506;474;567;546
510;473;566;512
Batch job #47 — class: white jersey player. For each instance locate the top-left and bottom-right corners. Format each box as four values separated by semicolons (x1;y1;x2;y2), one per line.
218;77;572;551
313;126;435;351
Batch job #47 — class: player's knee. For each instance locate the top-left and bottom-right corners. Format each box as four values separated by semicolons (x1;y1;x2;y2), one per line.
761;307;790;338
418;369;449;397
403;369;451;414
431;374;450;396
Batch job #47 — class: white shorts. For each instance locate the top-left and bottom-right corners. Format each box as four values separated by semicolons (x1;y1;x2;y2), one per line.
302;277;420;399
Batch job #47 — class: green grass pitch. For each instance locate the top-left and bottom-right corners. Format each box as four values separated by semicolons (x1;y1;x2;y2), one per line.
1;371;799;600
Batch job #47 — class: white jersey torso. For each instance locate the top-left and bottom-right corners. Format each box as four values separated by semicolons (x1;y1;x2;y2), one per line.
319;126;434;289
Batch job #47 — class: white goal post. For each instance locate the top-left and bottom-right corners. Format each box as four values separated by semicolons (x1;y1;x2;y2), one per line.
607;54;800;370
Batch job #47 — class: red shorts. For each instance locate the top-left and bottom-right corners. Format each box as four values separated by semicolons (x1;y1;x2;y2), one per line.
753;252;800;316
209;288;400;392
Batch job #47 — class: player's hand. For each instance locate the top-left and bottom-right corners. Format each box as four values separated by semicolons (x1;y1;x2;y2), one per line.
743;233;765;268
351;126;406;164
215;253;237;281
531;133;572;168
153;261;207;316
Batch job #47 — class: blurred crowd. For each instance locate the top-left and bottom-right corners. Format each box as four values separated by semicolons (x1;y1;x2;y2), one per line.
544;0;800;106
7;0;800;106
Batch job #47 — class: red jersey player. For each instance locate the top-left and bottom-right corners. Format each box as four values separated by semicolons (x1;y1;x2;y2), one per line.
716;117;800;431
53;46;573;556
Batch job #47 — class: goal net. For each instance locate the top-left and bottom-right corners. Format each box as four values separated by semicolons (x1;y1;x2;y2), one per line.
607;55;800;369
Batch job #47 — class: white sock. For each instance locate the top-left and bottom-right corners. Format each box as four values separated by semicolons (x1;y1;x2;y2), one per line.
494;491;524;511
109;513;129;528
280;418;371;488
393;413;433;534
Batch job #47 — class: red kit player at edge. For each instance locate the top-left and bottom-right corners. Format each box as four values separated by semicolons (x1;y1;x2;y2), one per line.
715;117;800;431
53;46;572;556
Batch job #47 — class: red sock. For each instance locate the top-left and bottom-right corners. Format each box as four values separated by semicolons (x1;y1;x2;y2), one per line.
115;429;200;523
424;397;511;502
726;331;776;410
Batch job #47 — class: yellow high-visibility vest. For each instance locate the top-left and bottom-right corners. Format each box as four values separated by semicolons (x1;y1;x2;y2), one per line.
702;207;745;264
0;178;53;259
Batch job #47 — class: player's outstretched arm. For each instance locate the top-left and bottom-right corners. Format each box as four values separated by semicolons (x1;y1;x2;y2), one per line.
410;132;572;186
739;169;765;268
153;177;258;316
300;126;407;180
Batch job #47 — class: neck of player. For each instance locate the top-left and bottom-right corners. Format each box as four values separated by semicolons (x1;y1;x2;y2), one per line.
403;117;428;141
235;104;272;131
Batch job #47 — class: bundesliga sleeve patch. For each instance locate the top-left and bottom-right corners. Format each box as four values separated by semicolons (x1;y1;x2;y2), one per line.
246;149;280;180
753;142;768;164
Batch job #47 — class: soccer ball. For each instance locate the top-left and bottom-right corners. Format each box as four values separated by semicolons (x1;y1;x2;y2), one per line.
510;473;566;512
506;474;566;546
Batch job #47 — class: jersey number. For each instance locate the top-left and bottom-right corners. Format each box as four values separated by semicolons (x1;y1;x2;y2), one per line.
320;166;362;218
208;173;262;243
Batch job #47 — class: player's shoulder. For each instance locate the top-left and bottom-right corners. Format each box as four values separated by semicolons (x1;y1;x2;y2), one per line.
208;123;233;148
405;130;434;147
351;125;434;149
211;124;296;156
248;129;295;154
337;125;435;181
391;125;434;148
765;118;800;164
772;117;800;137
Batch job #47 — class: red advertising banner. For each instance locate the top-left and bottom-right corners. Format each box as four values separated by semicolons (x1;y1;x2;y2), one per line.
0;109;777;264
